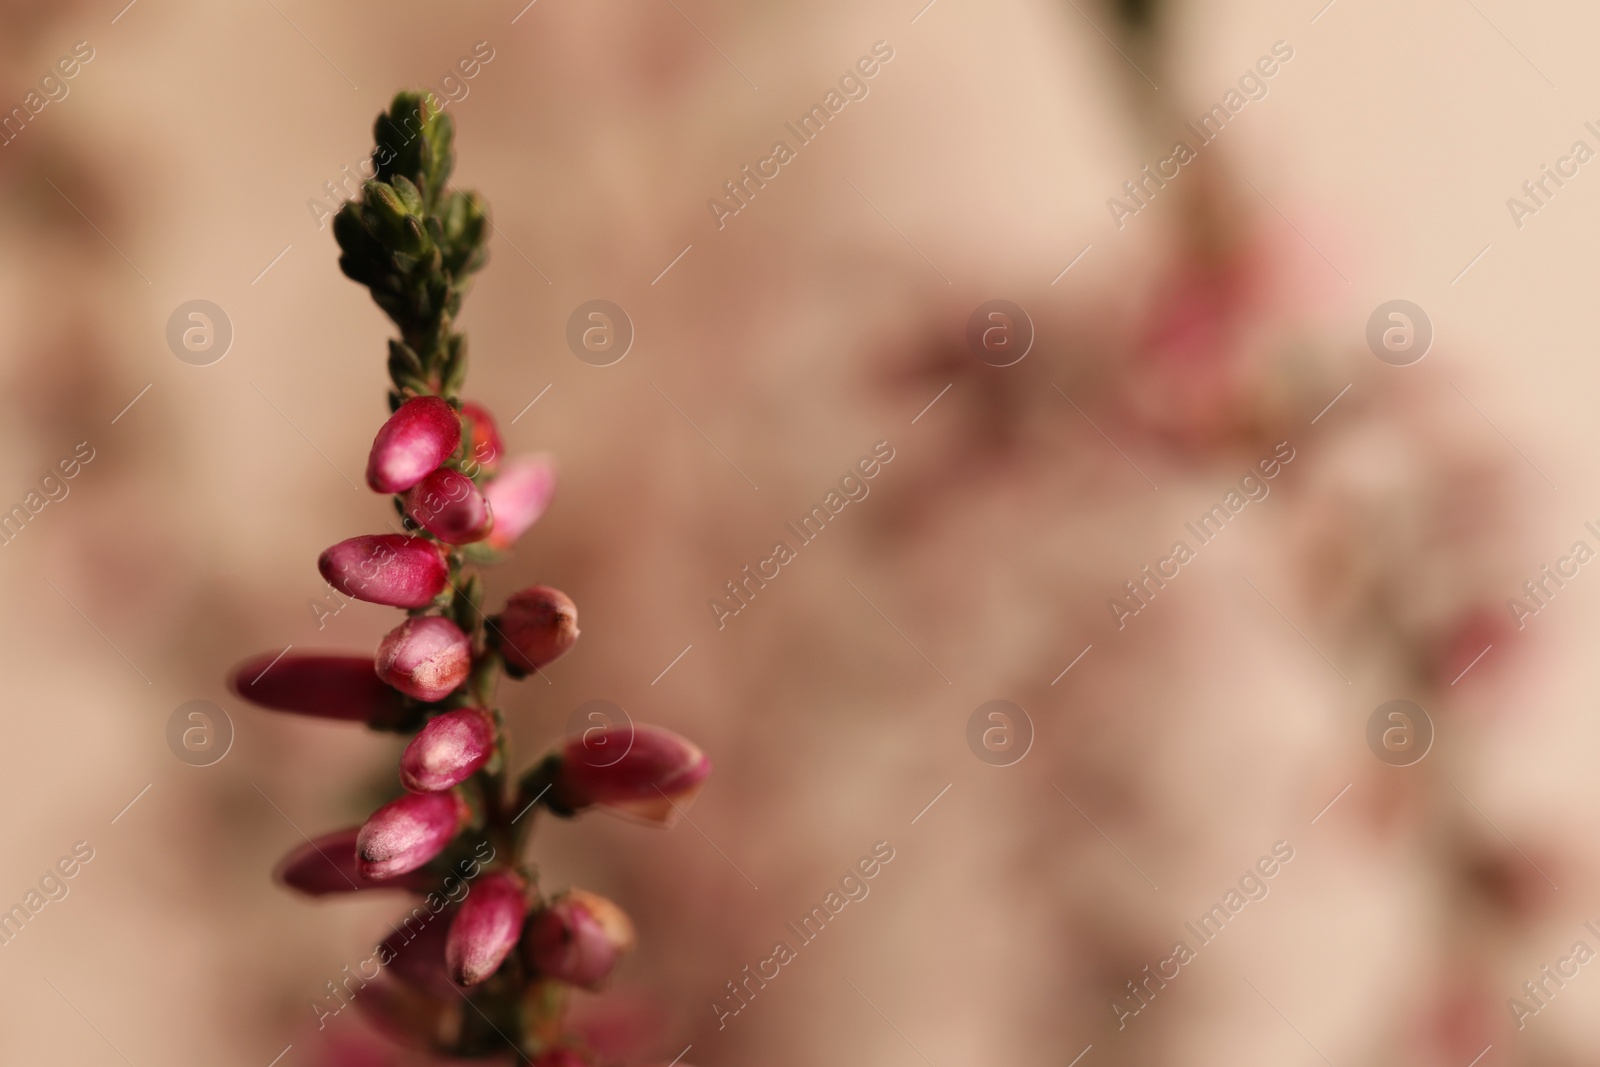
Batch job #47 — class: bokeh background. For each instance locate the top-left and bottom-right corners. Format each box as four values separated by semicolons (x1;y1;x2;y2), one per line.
2;0;1599;1063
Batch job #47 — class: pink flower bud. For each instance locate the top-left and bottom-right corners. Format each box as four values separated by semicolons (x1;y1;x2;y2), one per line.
548;725;710;826
401;708;496;792
366;395;461;494
274;827;437;895
488;586;578;678
357;791;469;880
483;454;557;551
404;468;494;545
522;889;635;990
319;534;450;609
230;653;402;722
375;616;472;702
460;400;503;475
446;871;526;986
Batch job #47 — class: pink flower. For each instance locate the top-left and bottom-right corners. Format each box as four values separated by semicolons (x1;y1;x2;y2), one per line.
401;708;496;792
376;616;471;702
523;889;635;990
460;400;503;475
405;468;494;545
357;791;469;879
488;586;578;678
366;396;461;494
446;871;527;986
483;455;557;551
274;827;437;895
319;534;450;609
229;653;402;722
546;725;710;826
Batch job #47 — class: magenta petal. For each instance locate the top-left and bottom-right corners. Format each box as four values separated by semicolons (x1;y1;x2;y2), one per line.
357;791;467;879
230;653;401;722
488;586;578;679
318;534;450;609
460;400;504;475
405;468;494;545
446;871;526;986
551;725;710;826
366;396;461;494
274;828;436;896
522;889;635;990
401;708;496;792
483;454;556;551
375;616;471;702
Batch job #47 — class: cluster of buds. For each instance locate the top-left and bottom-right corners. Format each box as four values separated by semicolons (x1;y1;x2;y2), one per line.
228;92;710;1063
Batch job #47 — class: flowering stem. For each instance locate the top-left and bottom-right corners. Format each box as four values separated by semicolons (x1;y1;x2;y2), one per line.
233;88;711;1064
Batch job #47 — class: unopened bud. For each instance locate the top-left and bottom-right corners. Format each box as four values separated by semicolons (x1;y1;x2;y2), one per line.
404;468;494;545
319;534;450;609
230;653;402;722
357;790;469;879
487;586;578;678
274;827;436;895
400;708;496;792
446;871;526;986
522;888;635;990
376;616;471;702
366;396;461;494
483;454;557;551
542;725;710;826
460;400;503;475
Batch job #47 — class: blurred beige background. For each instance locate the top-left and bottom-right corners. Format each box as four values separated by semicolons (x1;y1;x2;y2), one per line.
2;0;1600;1064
